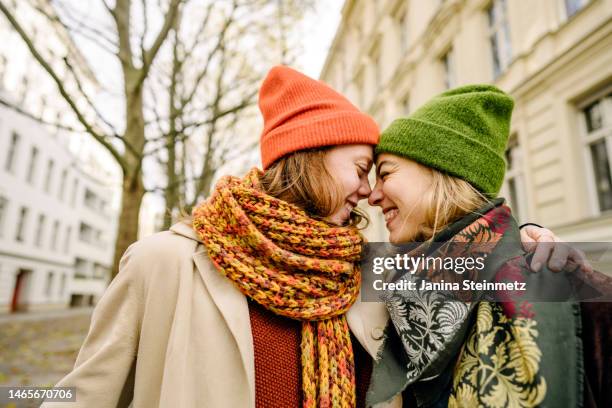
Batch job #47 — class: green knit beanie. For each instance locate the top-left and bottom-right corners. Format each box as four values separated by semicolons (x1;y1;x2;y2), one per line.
376;84;514;196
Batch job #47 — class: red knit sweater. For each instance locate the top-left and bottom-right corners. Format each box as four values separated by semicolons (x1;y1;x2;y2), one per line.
248;299;373;407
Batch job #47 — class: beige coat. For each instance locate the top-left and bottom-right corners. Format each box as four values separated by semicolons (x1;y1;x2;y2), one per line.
42;222;401;408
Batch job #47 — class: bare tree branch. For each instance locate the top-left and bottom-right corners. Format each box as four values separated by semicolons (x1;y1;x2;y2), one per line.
0;97;87;133
178;2;236;112
52;0;118;49
139;0;148;62
101;0;113;15
179;2;214;66
0;1;128;173
34;2;118;55
62;56;120;135
137;0;181;86
110;0;134;69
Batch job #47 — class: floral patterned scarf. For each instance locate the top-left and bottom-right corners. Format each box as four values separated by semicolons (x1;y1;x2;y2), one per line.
367;199;582;408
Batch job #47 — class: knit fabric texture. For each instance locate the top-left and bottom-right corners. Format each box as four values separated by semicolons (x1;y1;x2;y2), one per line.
193;168;364;407
259;65;379;169
376;84;514;196
248;299;374;408
249;299;302;408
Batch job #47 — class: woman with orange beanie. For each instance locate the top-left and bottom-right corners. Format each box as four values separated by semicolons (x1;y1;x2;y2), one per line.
43;66;569;408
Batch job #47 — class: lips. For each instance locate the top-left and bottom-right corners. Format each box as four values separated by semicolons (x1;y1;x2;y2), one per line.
383;208;398;225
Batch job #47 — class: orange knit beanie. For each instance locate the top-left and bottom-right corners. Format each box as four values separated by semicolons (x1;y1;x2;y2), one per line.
259;65;380;169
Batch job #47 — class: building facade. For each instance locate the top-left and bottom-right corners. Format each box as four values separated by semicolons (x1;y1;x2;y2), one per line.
320;0;612;244
0;96;117;313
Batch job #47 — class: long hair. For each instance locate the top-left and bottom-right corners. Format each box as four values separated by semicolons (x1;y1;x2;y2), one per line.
414;168;491;241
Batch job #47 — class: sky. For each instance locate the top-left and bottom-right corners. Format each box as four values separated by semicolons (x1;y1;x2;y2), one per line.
297;1;344;78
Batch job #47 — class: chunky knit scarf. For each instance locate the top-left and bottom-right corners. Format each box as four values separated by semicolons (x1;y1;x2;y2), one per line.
192;168;364;408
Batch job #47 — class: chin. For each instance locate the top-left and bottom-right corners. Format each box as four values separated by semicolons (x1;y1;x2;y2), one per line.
388;231;401;245
389;228;414;245
327;215;346;226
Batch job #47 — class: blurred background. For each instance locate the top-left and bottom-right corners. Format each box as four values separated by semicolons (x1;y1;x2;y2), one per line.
0;0;611;394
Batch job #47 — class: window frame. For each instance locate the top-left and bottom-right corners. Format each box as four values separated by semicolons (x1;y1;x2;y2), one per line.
442;47;456;90
15;206;29;242
562;0;590;20
487;0;512;79
44;159;55;193
25;146;39;185
579;88;612;216
501;133;528;223
5;131;20;173
34;213;46;248
0;196;8;238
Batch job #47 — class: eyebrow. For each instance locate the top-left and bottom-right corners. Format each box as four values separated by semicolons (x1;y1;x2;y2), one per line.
375;159;394;175
356;156;373;167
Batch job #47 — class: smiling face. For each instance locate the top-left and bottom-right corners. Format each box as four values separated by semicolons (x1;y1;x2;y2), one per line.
322;144;374;225
368;154;434;243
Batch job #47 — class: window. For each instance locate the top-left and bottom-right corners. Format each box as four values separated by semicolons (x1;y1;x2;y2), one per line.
26;146;39;185
71;179;79;207
44;159;55;193
45;271;54;297
503;135;527;222
442;47;456;90
34;213;46;247
93;263;107;279
488;0;512;78
79;222;94;244
5;132;20;173
84;188;97;210
58;169;67;200
59;273;67;296
0;196;7;238
75;258;88;278
564;0;589;19
50;220;60;251
15;206;29;242
400;93;410;116
582;93;612;212
64;226;72;253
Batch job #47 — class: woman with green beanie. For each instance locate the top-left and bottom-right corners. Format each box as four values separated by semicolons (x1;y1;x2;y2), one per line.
366;84;611;407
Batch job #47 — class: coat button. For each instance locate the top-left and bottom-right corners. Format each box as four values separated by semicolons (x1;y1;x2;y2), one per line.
371;327;384;340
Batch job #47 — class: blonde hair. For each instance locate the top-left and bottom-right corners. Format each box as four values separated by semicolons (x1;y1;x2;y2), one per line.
415;168;491;241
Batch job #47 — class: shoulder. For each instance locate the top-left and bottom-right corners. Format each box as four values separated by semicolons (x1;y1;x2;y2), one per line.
129;229;198;257
117;229;201;283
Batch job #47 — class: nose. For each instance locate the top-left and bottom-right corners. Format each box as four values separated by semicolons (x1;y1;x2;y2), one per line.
368;179;384;207
358;177;372;199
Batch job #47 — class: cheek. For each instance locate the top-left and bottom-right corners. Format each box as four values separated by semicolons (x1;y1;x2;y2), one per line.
385;180;425;220
382;179;403;206
338;169;361;196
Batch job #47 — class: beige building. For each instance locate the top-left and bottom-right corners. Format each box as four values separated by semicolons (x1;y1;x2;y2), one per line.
321;0;612;244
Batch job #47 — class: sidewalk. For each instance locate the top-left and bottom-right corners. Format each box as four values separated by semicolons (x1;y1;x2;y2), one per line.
0;307;93;392
0;307;94;325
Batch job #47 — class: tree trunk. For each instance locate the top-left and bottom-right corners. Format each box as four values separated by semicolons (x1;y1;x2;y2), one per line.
111;75;147;279
162;132;177;230
111;173;145;280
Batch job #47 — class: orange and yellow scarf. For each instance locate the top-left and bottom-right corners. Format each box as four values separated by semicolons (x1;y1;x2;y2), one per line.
193;168;363;407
